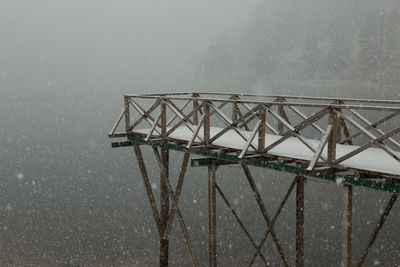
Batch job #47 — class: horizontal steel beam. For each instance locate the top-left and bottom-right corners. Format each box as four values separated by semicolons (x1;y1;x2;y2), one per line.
121;96;400;111
123;92;400;105
111;141;133;147
191;157;238;167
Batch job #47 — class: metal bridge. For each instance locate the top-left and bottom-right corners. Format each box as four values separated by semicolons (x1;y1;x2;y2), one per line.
109;92;400;266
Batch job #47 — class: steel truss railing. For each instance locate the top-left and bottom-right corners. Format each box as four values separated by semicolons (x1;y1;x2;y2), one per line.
109;92;400;266
110;92;400;180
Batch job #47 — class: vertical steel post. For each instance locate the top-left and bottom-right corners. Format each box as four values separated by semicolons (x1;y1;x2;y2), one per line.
296;175;305;267
277;97;290;135
278;99;285;135
341;184;352;267
328;107;341;162
231;95;238;122
327;106;353;267
204;101;210;145
124;95;130;132
208;165;217;267
160;100;169;267
258;105;266;151
193;93;199;125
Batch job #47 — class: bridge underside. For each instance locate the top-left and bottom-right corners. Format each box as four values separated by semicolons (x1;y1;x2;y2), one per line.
113;136;400;194
109;93;400;266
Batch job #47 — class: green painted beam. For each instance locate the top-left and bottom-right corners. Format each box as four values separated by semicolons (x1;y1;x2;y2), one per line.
111;139;400;194
191;157;237;167
111;141;132;148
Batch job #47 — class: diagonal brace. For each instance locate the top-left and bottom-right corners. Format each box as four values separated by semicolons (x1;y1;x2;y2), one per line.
164;150;191;238
133;145;162;236
248;176;298;266
215;182;269;266
153;147;200;266
334;110;400;164
307;124;333;171
239;120;262;159
128;98;162;132
355;193;398;267
241;164;290;266
208;101;258;151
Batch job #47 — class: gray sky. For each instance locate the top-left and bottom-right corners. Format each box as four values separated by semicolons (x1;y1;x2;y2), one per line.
0;0;261;96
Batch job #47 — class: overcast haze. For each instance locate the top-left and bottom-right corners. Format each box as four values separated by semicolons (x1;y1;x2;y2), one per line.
1;1;400;266
0;0;260;97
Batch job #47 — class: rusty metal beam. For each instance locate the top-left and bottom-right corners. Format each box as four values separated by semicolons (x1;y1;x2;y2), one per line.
124;96;131;132
239;120;261;159
348;109;400;150
328;108;340;162
236;104;252;131
204;102;210;145
164;150;191;238
208;165;217;267
128;98;162;132
159;102;169;267
335;110;400;164
187;112;205;149
307;125;332;172
209;104;260;144
133;145;162;235
341;185;352;267
153;148;200;266
241;164;290;266
125;94;400;111
216;183;268;266
124;92;400;105
288;105;325;134
340;111;400;145
258;105;266;151
262;107;330;154
248;176;298;266
296;176;305;267
167;99;192;127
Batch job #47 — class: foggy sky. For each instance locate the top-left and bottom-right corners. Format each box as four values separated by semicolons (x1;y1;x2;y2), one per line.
0;0;261;97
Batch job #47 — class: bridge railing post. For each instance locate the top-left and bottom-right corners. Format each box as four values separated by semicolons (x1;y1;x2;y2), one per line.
192;93;200;125
124;95;131;132
328;104;353;267
204;100;210;145
258;104;266;151
328;107;340;163
277;97;287;135
231;94;238;122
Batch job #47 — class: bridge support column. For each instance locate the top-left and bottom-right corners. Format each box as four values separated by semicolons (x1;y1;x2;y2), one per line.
160;100;169;267
341;184;352;267
208;165;217;267
160;148;169;266
296;175;305;267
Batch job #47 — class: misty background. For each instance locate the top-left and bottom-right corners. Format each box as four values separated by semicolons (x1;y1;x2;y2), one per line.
1;0;400;266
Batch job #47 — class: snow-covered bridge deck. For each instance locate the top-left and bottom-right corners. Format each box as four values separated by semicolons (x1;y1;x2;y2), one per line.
133;126;400;177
